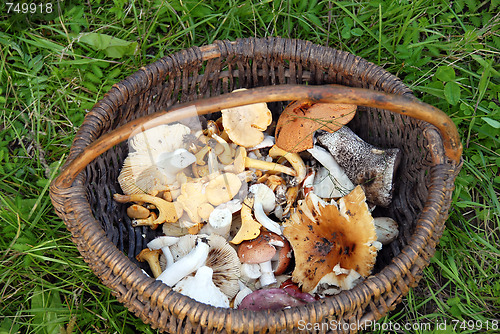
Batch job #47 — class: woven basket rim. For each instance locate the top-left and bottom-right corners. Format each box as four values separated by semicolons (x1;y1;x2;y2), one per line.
50;37;463;332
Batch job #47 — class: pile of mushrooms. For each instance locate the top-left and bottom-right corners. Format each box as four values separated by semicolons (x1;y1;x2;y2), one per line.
115;89;401;309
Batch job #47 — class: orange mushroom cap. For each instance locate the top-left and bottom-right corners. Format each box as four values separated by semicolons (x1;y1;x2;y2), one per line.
275;101;357;153
282;186;378;293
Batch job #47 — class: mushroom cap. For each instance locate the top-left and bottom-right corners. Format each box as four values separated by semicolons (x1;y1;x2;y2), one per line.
282;185;378;293
147;236;180;250
237;231;282;264
130;123;191;153
169;234;241;299
275;101;357;153
118;123;192;195
249;183;276;213
205;173;242;206
221;92;272;148
174;266;230;308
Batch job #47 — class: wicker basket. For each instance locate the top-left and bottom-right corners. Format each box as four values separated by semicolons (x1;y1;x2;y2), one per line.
50;37;462;333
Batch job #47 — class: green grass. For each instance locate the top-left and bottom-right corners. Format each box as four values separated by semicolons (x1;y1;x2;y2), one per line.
0;0;499;333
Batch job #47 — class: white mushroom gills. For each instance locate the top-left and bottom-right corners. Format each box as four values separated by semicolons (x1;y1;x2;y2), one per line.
156;237;209;286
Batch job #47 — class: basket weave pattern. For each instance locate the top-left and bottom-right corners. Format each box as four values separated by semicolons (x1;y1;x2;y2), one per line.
50;37;461;333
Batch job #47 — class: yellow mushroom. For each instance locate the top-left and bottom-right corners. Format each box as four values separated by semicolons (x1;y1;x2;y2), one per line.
136;248;163;278
194;145;211;165
268;145;307;183
175;181;208;224
114;193;182;225
212;134;234;165
282;186;299;216
230;198;262;244
205;173;242;206
126;204;150;219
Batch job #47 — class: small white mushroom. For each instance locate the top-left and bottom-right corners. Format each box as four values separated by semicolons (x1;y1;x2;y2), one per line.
240;263;262;283
307;145;355;198
174;266;230;308
199;207;233;239
147;236;180;268
156;237;209;287
373;217;399;245
249;184;282;235
233;281;253;309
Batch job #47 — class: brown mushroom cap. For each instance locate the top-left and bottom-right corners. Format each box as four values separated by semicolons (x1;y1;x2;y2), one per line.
237;231;286;264
275;101;357;153
282;186;377;293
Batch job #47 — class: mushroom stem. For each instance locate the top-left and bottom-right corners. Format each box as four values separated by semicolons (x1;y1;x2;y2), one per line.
114;193;181;225
200;207;233;238
136;248;163;278
307;145;354;198
258;260;277;287
194;145;211;165
253;201;282;235
212;134;233;165
245;157;297;176
147;236;180;268
156;237;210;286
233;282;253;309
268;145;307;183
318;127;401;207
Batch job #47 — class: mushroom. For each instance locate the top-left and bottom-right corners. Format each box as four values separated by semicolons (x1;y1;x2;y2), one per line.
126;204;150;219
221;89;273;147
238;288;312;311
317;126;401;207
282;185;379;294
373;217;399;245
147;236;180;268
230;198;262;245
238;232;278;287
233;281;253;309
275;101;357;152
247;135;275;151
118;124;193;195
113;193;182;226
249;184;282;235
199;207;233;239
136;248;162;278
268;145;307;184
169;234;241;299
156;236;210;287
175;180;208;224
307;145;355;198
211;134;233;165
205;173;242;206
174;266;230;308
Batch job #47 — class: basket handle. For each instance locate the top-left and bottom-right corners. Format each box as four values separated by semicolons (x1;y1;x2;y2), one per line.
54;85;462;188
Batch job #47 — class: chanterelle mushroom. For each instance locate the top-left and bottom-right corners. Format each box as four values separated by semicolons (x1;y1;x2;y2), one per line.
221;89;272;147
282;186;379;294
275;101;357;153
